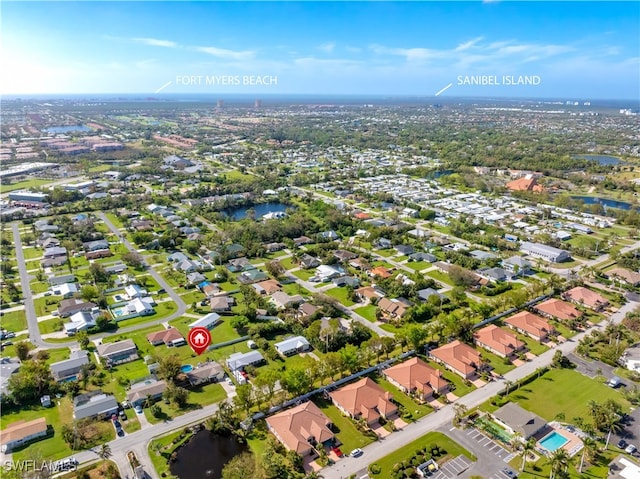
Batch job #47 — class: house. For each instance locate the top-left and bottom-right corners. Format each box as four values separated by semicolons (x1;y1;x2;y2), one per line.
315;264;343;280
126;379;168;407
409;252;437;263
429;340;482;379
186;272;207;285
226;257;255;272
270;291;304;310
394;244;415;256
225;243;245;258
329;377;397;426
473;325;525;358
201;283;221;298
562;287;609;311
355;286;386;302
299;254;321;269
124;297;155;316
167;251;189;263
506;175;544;193
470;250;497;262
238;269;269;284
370;266;393;279
504;311;554;341
73;391;119;420
332;276;360;288
274;336;311;357
502;256;532;276
378;297;411;320
147;328;185;347
50;282;78;298
63;311;98;336
606;268;640;286
210;296;234;312
333;250;358;262
42;256;67;268
189;312;221;330
96;339;138;365
492;402;547;439
293;236;313;247
349;257;370;270
227;351;265;371
266;402;335;456
85;249;113;260
621;344;640;372
253;279;282;295
319;230;339;241
43;246;67;259
84;239;110;252
125;284;147;299
48;274;76;286
383;357;449;401
58;299;97;318
186;363;225;386
0;418;48;453
0;357;21;398
50;350;90;382
297;302;320;320
375;238;392;249
264;242;286;253
417;288;446;303
477;267;508;283
534;299;583;322
520;242;571;263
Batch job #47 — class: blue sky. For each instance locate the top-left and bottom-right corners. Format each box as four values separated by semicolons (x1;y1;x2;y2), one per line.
1;1;639;99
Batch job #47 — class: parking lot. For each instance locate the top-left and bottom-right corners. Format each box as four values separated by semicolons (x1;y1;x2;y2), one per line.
466;428;515;462
431;455;474;479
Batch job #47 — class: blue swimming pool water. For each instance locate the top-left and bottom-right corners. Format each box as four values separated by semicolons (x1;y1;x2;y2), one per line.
539;431;569;452
181;365;193;373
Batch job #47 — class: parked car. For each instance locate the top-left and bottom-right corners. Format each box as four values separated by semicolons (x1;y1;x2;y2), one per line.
119;410;127;420
625;444;637;454
502;467;518;478
350;448;363;458
618;439;628;449
608;376;622;388
134;405;143;414
4;332;15;339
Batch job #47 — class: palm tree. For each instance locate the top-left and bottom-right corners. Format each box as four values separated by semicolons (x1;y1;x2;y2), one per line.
520;438;536;471
604;411;624;449
547;448;569;479
504;380;514;396
98;443;112;461
579;436;598;473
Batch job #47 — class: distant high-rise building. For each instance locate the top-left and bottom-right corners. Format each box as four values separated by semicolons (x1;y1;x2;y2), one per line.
216;99;224;109
254;99;262;108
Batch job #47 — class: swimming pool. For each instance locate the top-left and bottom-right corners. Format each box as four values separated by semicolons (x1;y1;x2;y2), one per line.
539;431;569;452
181;365;194;373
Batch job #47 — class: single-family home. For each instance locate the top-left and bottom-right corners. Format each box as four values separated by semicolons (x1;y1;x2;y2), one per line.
355;286;386;302
504;311;554;341
429;340;482;379
409;252;437;263
58;299;97;318
147;328;185;347
227;351;265;371
270;291;304;310
50;350;90;382
394;244;415;256
189;312;221;330
315;264;343;280
299;254;321;270
186;363;225;386
73;391;119;420
96;339;138;365
293;236;313;247
296;302;320;320
210;296;234;312
492;402;547;440
416;288;446;303
186;272;207;285
274;336;311;357
124;297;155;316
48;274;76;286
253;279;282;295
333;250;358;262
0;418;48;453
502;256;532;276
329;377;397;426
370;266;393;279
377;297;411;320
238;269;269;284
226;257;254;272
0;358;21;398
606;268;640;286
477;267;508;283
51;282;78;298
126;379;168;407
562;287;609;311
534;299;583;322
383;357;449;401
125;284;148;299
83;239;110;252
621;344;640;372
473;325;525;358
266;402;335;456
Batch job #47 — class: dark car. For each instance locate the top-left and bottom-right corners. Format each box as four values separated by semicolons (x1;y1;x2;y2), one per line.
618;439;628;449
113;420;121;429
116;426;124;437
502;468;518;478
157;289;166;294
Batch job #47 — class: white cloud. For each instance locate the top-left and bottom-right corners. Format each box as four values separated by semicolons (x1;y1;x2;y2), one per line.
193;46;255;60
133;37;177;48
318;42;336;53
455;37;484;51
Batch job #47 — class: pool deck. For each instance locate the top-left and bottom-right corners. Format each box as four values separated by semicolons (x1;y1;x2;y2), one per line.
535;423;583;457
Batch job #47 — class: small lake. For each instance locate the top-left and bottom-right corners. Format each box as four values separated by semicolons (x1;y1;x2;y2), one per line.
169;430;248;479
224;202;290;220
44;125;92;134
572;154;623;165
571;196;635;211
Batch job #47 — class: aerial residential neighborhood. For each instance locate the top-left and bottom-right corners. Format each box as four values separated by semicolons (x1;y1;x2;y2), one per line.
1;2;640;479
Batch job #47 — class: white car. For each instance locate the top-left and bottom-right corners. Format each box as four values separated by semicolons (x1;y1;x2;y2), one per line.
350;448;363;458
625;444;637;454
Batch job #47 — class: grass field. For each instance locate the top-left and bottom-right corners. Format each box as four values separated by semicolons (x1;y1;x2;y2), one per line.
373;431;475;477
373;376;433;420
314;396;375;452
1;309;27;332
482;368;631;424
354;304;378;322
144;383;226;424
425;270;455;287
324;286;356;306
22;247;42;260
0;178;54;193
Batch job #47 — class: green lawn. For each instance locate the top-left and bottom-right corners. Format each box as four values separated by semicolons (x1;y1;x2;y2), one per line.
0;178;53;193
38;317;64;334
480;349;517;376
405;261;431;271
314;397;375;452
115;302;177;328
425;270;455;287
104;212;124;229
324;286;356;306
149;429;189;478
170;316;241;345
1;309;27;332
354;305;378;322
279;256;298;270
292;269;315;281
373;431;475;477
30;280;50;293
144;383;226;424
25;259;41;271
23;247;42;260
483;368;632;424
281;282;309;296
34;297;58;317
373;376;433;420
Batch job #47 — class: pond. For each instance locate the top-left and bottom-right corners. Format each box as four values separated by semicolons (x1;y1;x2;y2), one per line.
571;196;635;211
43;125;92;134
572;154;623;165
224;202;290;220
169;430;249;479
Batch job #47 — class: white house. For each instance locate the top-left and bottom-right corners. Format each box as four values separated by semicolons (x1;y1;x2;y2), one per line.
125;284;148;299
189;312;221;330
126;297;155;315
63;311;98;336
51;282;78;298
274;336;311;357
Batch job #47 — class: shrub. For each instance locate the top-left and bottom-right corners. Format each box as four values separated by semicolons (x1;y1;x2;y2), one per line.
369;463;381;475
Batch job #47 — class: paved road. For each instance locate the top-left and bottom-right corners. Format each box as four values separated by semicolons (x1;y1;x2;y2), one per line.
11;223;45;347
320;299;639;479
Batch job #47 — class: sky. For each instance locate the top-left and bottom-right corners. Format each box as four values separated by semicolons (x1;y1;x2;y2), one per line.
1;1;639;99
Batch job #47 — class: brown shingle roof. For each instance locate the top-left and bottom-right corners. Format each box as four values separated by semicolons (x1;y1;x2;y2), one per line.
0;418;47;446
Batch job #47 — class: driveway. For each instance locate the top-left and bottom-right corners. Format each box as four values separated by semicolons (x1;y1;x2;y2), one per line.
566;352;615;380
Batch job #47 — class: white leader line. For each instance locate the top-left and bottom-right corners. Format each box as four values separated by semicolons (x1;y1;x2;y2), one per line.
434;82;453;96
155;81;173;93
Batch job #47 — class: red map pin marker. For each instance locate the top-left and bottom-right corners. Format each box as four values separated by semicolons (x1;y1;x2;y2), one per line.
188;327;211;355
